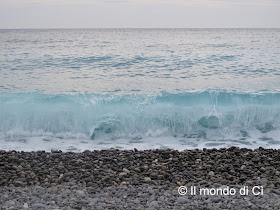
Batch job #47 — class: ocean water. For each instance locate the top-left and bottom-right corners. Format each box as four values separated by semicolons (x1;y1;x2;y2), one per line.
0;29;280;151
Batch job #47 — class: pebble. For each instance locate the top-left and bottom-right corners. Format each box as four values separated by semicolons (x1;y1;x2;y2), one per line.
259;167;266;173
123;168;130;173
272;189;280;195
148;201;159;208
177;197;188;203
119;172;127;177
221;180;228;185
32;203;46;209
76;190;85;196
0;182;279;209
144;177;152;182
208;171;215;176
0;148;279;209
23;203;29;209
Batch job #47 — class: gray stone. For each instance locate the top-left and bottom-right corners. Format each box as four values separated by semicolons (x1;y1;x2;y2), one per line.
119;172;127;177
272;189;280;195
144;177;152;182
208;171;215;176
32;203;46;209
221;180;228;185
260;178;268;186
259;167;266;173
23;203;29;209
51;153;61;158
123;168;130;173
14;181;24;187
4;200;16;207
177;197;188;203
148;201;159;208
251;205;259;210
76;190;85;196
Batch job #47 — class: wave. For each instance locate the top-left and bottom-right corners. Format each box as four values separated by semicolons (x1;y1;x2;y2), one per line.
0;91;280;141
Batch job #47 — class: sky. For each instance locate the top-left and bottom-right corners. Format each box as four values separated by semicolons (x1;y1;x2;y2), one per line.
0;0;280;28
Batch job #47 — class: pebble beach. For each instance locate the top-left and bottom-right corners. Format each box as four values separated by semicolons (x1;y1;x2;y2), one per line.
1;147;280;209
1;28;280;209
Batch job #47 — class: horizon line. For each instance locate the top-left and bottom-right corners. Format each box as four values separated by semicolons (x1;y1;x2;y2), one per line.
1;27;280;30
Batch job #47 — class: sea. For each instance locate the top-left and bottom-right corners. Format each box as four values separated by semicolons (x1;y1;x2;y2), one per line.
0;28;280;152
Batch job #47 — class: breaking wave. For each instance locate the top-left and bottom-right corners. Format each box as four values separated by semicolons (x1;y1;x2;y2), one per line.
1;90;279;142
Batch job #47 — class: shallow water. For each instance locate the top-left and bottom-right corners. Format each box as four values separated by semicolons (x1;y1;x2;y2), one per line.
0;29;280;151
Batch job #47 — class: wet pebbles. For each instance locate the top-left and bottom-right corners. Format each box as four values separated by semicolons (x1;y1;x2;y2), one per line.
1;147;280;209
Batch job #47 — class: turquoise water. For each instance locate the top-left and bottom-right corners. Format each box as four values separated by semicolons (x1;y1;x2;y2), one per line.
0;29;280;151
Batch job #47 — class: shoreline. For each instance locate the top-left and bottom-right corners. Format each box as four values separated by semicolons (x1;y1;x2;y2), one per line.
1;147;280;209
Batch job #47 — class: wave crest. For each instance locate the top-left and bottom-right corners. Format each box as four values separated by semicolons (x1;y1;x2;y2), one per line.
0;91;279;140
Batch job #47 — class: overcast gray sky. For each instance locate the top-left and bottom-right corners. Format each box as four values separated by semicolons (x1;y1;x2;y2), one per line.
0;0;280;28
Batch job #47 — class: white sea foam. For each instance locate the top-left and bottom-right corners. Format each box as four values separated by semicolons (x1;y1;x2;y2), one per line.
0;91;279;151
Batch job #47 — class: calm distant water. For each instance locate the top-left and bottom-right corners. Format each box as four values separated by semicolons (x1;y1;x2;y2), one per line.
0;29;280;151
